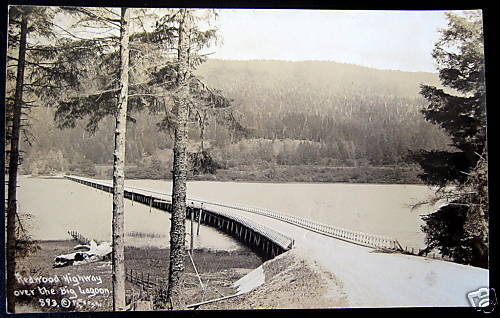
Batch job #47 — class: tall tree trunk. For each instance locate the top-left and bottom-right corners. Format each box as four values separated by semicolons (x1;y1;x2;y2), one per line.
111;7;130;311
166;9;190;310
6;13;28;314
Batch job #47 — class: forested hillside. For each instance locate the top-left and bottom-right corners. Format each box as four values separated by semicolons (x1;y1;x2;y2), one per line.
19;59;451;182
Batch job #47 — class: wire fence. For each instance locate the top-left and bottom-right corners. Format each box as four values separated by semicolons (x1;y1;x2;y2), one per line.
126;268;165;290
68;230;92;245
398;244;454;261
67;230;165;302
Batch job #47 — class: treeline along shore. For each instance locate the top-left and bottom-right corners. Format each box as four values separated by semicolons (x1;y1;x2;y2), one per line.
26;162;424;184
109;163;424;184
19;59;447;185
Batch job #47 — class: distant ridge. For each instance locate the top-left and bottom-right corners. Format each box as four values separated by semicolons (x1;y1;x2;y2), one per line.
202;58;438;75
196;59;439;100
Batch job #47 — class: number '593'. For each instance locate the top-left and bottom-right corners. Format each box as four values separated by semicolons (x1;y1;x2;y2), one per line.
39;298;58;307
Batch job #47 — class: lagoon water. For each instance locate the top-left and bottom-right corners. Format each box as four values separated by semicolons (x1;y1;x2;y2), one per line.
16;176;437;251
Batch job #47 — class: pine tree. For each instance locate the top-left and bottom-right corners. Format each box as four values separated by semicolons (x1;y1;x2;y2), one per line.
111;7;130;310
5;6;57;312
6;9;27;314
166;9;190;309
26;7;240;309
410;11;488;267
15;6;149;309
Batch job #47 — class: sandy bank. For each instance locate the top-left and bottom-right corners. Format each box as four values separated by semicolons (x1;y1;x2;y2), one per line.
203;248;348;309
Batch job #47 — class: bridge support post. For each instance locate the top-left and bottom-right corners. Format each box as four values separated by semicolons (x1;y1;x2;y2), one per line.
197;205;202;235
190;208;194;254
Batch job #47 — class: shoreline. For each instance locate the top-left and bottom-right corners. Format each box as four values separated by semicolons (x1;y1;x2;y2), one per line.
18;163;426;185
20;174;429;187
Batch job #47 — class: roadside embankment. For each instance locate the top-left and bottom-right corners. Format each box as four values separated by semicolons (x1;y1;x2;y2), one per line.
203;248;348;309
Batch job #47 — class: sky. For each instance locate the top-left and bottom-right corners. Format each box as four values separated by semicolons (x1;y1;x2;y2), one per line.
47;8;476;74
208;9;453;73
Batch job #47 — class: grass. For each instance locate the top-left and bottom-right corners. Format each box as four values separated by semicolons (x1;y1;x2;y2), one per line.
126;231;166;239
14;240;263;312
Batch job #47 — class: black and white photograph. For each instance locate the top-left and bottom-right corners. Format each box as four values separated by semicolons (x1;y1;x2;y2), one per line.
2;4;493;313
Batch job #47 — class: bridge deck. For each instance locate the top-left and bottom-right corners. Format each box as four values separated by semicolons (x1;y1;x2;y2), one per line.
65;175;295;258
65;175;402;252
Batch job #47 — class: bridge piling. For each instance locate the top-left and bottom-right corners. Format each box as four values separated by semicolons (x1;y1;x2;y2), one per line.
65;175;295;261
190;208;194;254
197;207;201;235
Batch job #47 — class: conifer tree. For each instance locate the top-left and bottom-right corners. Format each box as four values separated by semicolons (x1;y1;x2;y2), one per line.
5;6;57;312
166;9;190;308
11;6;146;309
26;7;241;309
6;9;28;314
145;8;237;309
410;11;488;267
111;7;130;310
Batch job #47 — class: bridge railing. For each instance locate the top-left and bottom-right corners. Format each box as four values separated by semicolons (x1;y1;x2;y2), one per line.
207;205;294;250
65;176;402;252
64;176;294;251
189;201;403;251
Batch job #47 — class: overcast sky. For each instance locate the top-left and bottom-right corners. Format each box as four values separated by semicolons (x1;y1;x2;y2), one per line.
209;9;452;73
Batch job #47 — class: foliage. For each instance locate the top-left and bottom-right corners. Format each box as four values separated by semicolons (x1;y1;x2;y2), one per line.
6;7;59;313
411;11;488;268
189;150;221;175
19;57;453;176
411;11;486;184
22;149;68;176
69;158;97;177
126;155;171;179
198;59;449;165
212;163;422;184
29;8;156;133
420;155;488;268
15;214;41;258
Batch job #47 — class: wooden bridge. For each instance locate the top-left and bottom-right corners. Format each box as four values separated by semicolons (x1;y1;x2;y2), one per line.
64;175;402;259
65;175;294;259
63;175;489;307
